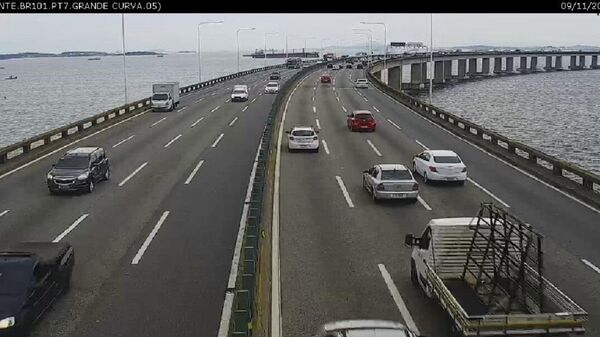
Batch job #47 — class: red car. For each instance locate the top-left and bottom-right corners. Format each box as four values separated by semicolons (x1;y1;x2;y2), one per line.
320;74;332;83
347;110;376;132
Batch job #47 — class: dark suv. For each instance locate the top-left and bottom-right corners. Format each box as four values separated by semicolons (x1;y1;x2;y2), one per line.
47;147;110;194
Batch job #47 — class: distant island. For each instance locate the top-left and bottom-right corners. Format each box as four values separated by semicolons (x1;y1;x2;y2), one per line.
0;50;164;61
177;51;196;54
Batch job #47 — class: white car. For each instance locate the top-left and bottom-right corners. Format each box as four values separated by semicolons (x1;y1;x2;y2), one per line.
265;81;279;94
231;85;249;102
412;150;467;184
362;164;419;202
315;320;419;337
286;126;319;152
355;78;369;89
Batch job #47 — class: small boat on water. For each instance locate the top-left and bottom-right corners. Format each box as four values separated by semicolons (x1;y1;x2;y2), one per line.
5;75;17;80
157;55;164;58
88;57;101;61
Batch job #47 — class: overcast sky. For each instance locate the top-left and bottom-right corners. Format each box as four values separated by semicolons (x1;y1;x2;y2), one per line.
1;14;599;53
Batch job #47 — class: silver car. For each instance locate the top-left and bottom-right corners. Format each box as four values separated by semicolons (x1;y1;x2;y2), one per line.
315;320;421;337
355;78;369;89
362;164;419;202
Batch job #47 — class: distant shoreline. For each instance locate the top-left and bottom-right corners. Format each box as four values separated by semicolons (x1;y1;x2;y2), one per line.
0;51;162;61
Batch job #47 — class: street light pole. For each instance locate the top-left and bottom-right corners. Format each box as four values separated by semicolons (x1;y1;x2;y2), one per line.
353;28;373;67
121;14;128;104
361;22;387;81
237;27;256;73
429;13;433;104
197;20;224;83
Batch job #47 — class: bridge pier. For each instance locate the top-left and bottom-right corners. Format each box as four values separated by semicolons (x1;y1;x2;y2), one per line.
506;57;514;72
388;66;402;91
569;55;578;70
410;63;423;88
468;58;477;76
517;56;528;73
444;60;452;79
493;57;502;74
434;61;445;84
457;59;467;79
555;56;563;70
580;55;586;69
530;56;538;72
481;58;490;75
544;56;553;71
592;55;599;69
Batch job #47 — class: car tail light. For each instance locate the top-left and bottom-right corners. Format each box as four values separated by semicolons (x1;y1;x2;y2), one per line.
462;167;467;172
376;183;385;191
412;183;419;191
429;166;438;172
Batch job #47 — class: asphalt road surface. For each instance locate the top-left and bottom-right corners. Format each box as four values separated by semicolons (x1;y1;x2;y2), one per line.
0;68;298;337
277;67;600;337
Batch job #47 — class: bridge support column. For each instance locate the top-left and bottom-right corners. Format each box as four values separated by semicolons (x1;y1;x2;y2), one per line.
592;55;599;69
530;56;538;72
434;61;445;84
518;56;528;72
388;66;402;91
457;59;467;78
421;63;428;87
506;57;514;72
444;60;452;79
374;70;381;81
468;58;477;76
544;56;553;70
555;56;563;70
410;63;423;87
381;68;388;84
569;55;577;69
481;58;490;75
579;55;586;69
493;57;502;73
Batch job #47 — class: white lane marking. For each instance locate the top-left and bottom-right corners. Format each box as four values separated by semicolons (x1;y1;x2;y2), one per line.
226;87;231;90
229;117;239;127
378;264;421;335
415;140;429;150
312;96;315;102
582;259;600;274
195;98;204;103
0;210;9;217
272;72;311;337
342;106;347;113
184;160;204;185
417;196;433;211
366;139;383;157
225;99;231;103
131;211;170;265
313;106;316;113
467;177;511;208
371;85;600;215
363;96;369;102
191;117;205;128
211;106;221;113
387;119;402;130
0;108;149;181
252;97;257;103
335;175;355;208
315;119;321;129
118;162;148;187
322;140;330;155
336;97;340;102
53;214;89;243
211;92;217;96
178;106;188;112
242;106;249;112
333;87;336;91
150;117;167;128
211;133;225;148
164;134;182;148
373;106;380;112
112;135;135;148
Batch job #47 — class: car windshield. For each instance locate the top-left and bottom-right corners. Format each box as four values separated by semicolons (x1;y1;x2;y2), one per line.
355;113;373;120
357;79;367;83
291;130;314;137
381;169;413;180
152;93;168;100
433;155;461;164
55;156;89;169
0;259;33;296
267;83;278;87
345;329;411;337
233;90;246;94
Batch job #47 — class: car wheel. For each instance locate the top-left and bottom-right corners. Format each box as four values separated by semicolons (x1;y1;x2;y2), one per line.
49;189;58;195
314;147;319;153
87;180;94;193
104;167;111;181
412;162;417;174
410;197;419;203
423;172;429;184
411;259;418;286
371;189;378;203
458;180;465;186
288;147;294;153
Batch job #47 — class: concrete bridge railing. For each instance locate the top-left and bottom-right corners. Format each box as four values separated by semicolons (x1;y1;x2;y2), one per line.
0;63;286;166
366;61;600;208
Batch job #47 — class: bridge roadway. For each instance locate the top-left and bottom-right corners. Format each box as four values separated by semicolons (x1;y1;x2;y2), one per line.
0;68;299;337
278;67;600;336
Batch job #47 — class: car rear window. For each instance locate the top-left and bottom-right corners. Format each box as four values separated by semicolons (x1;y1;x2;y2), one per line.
0;258;33;296
291;130;314;137
55;156;89;169
357;79;367;83
381;170;413;181
354;113;373;119
433;156;461;164
233;89;246;94
152;93;169;100
267;83;278;87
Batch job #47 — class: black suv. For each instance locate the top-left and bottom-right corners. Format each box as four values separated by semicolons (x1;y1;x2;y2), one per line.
326;63;333;69
269;72;281;80
47;147;110;194
356;63;364;69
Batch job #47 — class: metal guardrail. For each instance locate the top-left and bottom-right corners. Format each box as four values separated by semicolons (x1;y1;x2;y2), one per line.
0;63;286;165
226;61;324;337
366;63;600;202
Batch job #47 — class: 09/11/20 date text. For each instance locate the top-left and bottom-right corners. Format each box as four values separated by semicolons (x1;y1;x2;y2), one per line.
561;1;600;12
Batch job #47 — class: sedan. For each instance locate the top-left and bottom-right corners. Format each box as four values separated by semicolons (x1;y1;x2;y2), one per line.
363;164;419;202
315;320;420;337
412;150;467;184
286;126;319;152
347;110;376;132
320;74;332;83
